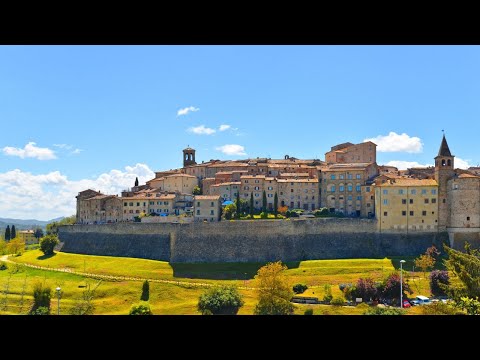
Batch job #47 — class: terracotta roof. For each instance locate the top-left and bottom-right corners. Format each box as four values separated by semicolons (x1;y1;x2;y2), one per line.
279;173;310;177
327;163;373;170
85;195;116;200
165;174;196;178
215;171;233;175
457;173;480;179
241;175;266;179
277;178;319;183
211;182;241;187
376;178;438;187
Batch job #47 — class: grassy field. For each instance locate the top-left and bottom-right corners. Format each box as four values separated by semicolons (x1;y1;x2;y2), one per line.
0;250;436;315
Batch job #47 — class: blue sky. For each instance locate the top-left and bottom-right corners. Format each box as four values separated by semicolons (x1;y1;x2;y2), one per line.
1;45;479;220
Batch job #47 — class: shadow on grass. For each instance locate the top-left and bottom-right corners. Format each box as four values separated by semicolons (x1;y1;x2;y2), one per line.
388;255;447;272
171;261;301;280
36;253;57;260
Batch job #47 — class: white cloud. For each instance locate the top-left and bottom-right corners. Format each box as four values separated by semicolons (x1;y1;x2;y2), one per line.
385;161;433;170
0;163;155;221
2;142;57;160
71;148;83;155
215;144;247;156
177;106;199;116
364;132;423;153
455;157;471;169
219;124;231;131
53;144;73;150
188;125;216;135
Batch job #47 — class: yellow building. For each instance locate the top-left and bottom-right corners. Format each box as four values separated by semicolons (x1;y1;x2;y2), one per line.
210;182;241;202
147;174;198;194
193;195;222;222
18;230;37;244
374;178;438;231
277;178;318;211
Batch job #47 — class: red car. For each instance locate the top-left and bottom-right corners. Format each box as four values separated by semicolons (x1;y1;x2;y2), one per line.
403;300;411;308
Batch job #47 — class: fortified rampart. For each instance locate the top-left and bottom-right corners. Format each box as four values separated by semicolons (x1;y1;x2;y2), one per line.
58;218;455;263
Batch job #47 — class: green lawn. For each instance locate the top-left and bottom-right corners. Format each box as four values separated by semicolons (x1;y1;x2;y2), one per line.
0;250;437;315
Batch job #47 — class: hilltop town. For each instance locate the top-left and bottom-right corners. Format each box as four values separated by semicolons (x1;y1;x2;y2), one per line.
76;135;480;238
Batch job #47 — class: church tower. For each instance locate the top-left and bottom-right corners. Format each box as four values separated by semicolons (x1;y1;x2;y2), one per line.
183;146;196;167
434;134;455;230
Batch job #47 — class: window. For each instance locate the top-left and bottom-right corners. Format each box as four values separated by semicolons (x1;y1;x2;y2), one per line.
348;195;352;200
197;202;200;207
330;175;336;180
244;180;249;183
409;199;413;204
357;196;362;200
196;210;200;215
268;194;273;198
422;211;427;216
331;186;336;192
280;192;283;195
384;211;388;216
254;186;260;190
268;186;273;190
402;199;407;204
432;198;437;204
383;189;388;195
244;186;249;190
424;198;429;204
149;201;154;205
255;193;259;197
348;185;353;192
431;189;437;195
421;189;427;194
124;202;127;206
136;210;140;214
347;174;353;180
339;185;345;192
366;187;370;192
402;211;406;216
210;210;214;215
255;179;259;183
383;199;388;205
442;199;445;203
291;189;294;192
411;189;416;195
137;202;140;206
356;174;361;179
356;185;361;192
399;189;404;195
367;203;371;207
410;211;414;216
143;202;146;206
210;202;214;207
129;202;133;206
467;217;470;221
164;201;169;205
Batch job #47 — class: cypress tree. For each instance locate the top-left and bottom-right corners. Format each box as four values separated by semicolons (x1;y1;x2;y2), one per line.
135;177;139;187
262;190;267;213
249;192;254;217
5;225;10;241
274;192;278;218
11;225;16;240
235;190;241;219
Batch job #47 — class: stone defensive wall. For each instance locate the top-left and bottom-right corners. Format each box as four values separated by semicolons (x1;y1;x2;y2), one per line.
58;218;451;263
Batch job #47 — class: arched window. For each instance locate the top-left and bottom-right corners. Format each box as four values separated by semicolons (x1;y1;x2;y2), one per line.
441;159;446;166
447;159;451;166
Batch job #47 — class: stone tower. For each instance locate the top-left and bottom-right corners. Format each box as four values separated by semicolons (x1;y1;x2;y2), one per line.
183;146;196;167
434;134;455;230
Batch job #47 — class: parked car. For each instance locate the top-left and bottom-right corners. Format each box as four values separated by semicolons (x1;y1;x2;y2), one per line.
415;295;431;305
410;299;419;306
402;300;411;308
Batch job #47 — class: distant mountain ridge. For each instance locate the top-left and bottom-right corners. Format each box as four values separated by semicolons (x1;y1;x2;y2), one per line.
0;216;65;230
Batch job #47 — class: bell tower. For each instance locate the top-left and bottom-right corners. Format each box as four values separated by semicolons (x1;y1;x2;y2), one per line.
434;133;454;230
183;146;196;167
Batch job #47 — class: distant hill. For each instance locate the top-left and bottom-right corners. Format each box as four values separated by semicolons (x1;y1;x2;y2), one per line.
0;216;66;230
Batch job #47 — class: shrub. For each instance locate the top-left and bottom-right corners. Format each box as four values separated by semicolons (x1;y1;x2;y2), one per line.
353;277;378;303
39;234;59;256
429;270;450;297
381;272;412;305
364;307;406;315
0;261;7;271
304;308;314;315
285;210;291;218
314;208;330;217
421;301;457;315
198;285;244;315
260;212;268;219
141;280;150;301
323;284;333;304
331;296;345;306
293;283;308;294
30;306;50;315
129;302;152;315
30;281;51;314
356;302;370;310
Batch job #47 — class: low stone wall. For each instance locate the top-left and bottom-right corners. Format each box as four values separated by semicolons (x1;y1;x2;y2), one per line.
58;218;450;263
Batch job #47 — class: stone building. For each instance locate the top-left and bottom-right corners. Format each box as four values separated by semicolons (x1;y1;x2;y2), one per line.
193;195;222;222
325;141;376;164
77;194;123;224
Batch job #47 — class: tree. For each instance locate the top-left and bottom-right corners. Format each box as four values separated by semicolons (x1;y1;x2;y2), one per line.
277;205;288;215
40;234;59;256
235;191;241;219
249;192;254;217
353;277;378;302
456;297;480;315
46;215;76;235
198;285;244;315
293;283;308;294
323;284;333;304
0;239;6;255
274;192;278;218
254;261;294;315
443;243;480;299
223;203;236;220
33;228;44;241
11;225;16;240
135;177;139;187
5;225;10;241
6;237;25;255
30;281;51;315
262;190;267;213
141;280;150;301
381;272;412;305
129;302;152;315
421;301;457;315
193;185;202;195
415;254;435;278
429;270;450;297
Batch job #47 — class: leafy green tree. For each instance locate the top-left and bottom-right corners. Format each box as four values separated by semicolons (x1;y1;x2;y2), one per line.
0;239;7;255
193;185;202;195
40;234;59;256
262;190;267;213
444;243;480;299
135;177;139;187
274;192;278;218
430;270;450;297
235;191;241;219
5;225;10;241
456;296;480;315
11;225;16;240
249;192;254;217
129;302;152;315
141;280;150;301
293;283;308;294
323;284;333;304
223;204;237;220
198;285;244;315
415;254;435;278
34;228;44;241
46;215;76;235
6;237;25;255
254;261;294;315
30;281;51;314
